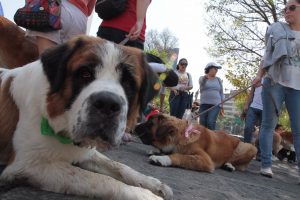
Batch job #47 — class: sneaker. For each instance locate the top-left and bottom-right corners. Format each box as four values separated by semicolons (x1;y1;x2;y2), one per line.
260;167;273;178
272;155;279;161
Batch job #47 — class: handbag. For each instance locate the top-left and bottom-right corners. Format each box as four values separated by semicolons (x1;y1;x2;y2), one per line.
95;0;128;20
14;0;62;32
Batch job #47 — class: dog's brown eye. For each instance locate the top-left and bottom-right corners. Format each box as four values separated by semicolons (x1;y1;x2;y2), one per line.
78;66;93;80
81;70;92;79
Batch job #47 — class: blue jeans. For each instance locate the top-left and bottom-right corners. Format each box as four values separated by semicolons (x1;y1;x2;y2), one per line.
243;107;262;143
199;104;220;130
169;91;189;119
260;78;300;173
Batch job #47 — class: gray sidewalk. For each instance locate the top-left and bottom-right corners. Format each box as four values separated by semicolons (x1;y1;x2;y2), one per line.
1;140;299;200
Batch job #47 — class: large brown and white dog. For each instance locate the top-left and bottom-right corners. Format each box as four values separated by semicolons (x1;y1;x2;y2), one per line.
0;35;173;200
135;113;257;172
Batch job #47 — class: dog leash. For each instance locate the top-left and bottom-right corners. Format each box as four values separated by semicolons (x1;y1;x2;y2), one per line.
119;37;130;45
194;84;255;119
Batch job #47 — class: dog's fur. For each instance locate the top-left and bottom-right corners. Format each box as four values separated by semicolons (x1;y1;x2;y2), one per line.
0;35;173;200
0;16;38;68
135;113;257;172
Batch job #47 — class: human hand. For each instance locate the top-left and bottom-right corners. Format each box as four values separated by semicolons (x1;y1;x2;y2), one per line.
252;75;262;88
126;21;143;41
172;89;179;95
240;111;247;121
178;86;186;91
219;107;225;117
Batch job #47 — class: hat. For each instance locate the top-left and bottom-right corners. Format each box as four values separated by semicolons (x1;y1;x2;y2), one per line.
162;69;179;87
146;53;165;64
205;62;222;70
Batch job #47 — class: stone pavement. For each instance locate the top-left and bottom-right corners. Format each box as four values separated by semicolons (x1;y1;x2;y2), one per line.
1;140;300;200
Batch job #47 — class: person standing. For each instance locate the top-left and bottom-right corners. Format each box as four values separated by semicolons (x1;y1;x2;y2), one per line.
26;0;96;55
169;58;193;119
253;0;300;179
242;83;263;143
198;62;224;130
97;0;151;50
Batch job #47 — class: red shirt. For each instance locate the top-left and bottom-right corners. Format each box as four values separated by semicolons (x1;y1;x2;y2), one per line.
100;0;147;41
68;0;96;16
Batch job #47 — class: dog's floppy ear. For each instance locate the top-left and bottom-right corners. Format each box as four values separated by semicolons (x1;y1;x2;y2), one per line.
139;55;159;112
41;39;84;93
155;124;175;140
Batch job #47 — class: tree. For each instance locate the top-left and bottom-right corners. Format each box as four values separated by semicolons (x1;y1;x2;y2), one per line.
145;28;179;62
205;0;287;90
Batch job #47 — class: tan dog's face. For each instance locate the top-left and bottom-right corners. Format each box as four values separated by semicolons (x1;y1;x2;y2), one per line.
41;36;159;146
135;113;186;153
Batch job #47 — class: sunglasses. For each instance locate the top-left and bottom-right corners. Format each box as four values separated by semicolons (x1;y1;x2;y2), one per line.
283;5;300;13
180;63;188;66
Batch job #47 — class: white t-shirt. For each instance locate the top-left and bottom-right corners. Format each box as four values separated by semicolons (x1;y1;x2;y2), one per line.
250;86;263;110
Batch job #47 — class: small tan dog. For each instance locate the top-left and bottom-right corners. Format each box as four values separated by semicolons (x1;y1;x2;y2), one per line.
135;113;257;172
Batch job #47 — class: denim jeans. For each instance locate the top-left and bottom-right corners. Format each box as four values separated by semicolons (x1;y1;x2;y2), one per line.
199;104;221;130
260;78;300;173
243;107;262;143
169;91;189;119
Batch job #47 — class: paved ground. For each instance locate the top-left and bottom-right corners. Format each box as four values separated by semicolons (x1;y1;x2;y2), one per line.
1;139;300;200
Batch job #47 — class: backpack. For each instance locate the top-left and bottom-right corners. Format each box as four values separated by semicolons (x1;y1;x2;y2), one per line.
95;0;128;20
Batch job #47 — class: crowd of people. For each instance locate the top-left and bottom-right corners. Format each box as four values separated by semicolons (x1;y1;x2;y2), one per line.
11;0;300;184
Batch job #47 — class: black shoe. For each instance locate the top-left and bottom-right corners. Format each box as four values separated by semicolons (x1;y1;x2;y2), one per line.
287;151;296;163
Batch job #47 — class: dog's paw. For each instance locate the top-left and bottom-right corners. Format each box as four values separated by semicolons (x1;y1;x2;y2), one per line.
157;183;173;200
221;162;235;172
128;186;163;200
149;155;171;167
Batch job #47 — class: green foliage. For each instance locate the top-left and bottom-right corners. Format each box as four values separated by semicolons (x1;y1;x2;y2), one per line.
205;0;290;128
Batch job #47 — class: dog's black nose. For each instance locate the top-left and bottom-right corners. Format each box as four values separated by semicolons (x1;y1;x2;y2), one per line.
90;91;122;116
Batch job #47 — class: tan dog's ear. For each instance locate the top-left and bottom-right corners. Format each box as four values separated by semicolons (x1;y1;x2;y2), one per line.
155;125;175;140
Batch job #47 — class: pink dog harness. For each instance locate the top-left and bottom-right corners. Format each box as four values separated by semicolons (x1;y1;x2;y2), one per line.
184;124;201;138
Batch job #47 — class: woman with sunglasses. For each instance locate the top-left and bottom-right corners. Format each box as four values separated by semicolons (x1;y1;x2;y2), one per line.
198;62;224;130
169;58;193;119
253;0;300;180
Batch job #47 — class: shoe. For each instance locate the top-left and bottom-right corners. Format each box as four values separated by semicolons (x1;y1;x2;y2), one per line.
272;155;279;161
260;167;273;178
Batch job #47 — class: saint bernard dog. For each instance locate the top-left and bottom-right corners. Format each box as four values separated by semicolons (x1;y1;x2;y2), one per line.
135;113;257;173
0;36;173;200
0;16;38;68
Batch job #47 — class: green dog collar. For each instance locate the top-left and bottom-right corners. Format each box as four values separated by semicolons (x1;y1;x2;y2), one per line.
40;117;72;144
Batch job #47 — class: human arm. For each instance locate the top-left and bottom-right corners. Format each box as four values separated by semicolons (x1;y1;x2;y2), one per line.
87;0;97;16
243;86;255;115
159;93;165;112
253;64;266;87
127;0;151;40
148;62;166;73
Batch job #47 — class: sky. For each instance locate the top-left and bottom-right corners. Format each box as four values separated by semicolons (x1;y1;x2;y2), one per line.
1;0;233;93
